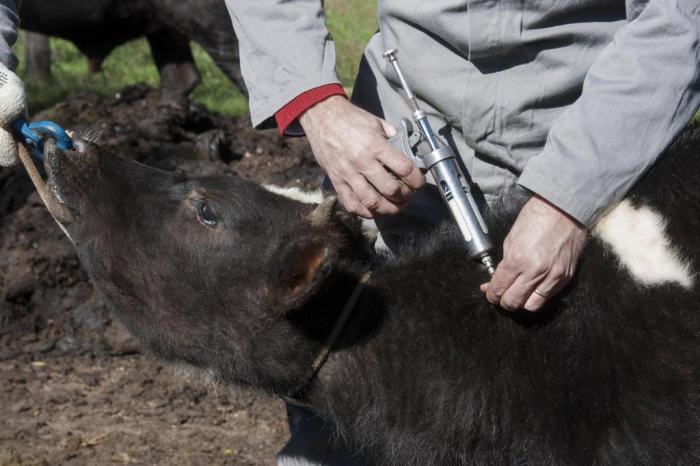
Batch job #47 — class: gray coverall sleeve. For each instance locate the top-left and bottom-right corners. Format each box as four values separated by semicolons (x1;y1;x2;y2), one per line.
517;0;700;227
0;0;19;70
224;0;342;129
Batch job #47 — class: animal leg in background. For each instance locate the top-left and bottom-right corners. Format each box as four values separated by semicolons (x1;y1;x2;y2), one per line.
147;27;201;109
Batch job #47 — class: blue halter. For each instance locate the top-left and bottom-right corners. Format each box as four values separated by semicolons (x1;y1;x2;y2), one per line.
11;117;74;161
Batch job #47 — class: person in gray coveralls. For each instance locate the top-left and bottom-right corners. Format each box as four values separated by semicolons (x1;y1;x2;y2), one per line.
222;0;700;314
222;1;700;464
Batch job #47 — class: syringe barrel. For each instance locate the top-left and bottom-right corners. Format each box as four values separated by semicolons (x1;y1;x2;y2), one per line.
430;158;493;261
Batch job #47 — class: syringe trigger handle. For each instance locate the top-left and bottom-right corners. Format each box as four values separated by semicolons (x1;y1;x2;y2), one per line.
397;118;426;170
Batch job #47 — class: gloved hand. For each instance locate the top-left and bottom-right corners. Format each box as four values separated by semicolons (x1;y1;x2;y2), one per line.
0;61;26;166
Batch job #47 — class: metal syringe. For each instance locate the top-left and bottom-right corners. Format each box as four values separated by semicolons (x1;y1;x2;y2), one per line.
384;49;496;274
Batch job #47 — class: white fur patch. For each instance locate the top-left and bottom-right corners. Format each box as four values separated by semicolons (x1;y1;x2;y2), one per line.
263;184;385;249
593;200;694;288
263;185;322;204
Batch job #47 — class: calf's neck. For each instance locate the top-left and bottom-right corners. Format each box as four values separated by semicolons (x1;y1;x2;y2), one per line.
35;128;700;465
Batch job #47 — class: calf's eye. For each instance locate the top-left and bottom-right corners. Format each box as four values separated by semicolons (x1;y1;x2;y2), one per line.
196;202;218;226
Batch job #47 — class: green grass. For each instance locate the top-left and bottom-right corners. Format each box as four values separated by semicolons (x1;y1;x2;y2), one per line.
15;36;249;116
13;0;378;117
326;0;379;88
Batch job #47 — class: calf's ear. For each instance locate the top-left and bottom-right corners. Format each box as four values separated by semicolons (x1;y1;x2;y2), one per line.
308;195;339;226
265;197;343;312
265;234;335;312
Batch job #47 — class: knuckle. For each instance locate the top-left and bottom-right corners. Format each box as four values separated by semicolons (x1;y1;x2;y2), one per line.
385;182;402;198
500;298;518;312
359;155;376;170
344;199;360;214
380;203;400;215
549;266;566;281
499;258;520;275
406;171;425;189
394;158;413;177
489;285;506;300
363;196;381;211
339;194;361;215
552;261;575;281
531;258;549;274
508;251;528;266
347;150;366;166
367;141;385;158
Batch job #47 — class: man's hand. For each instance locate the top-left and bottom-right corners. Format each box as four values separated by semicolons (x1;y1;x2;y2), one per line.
0;61;26;167
299;96;425;218
481;195;588;311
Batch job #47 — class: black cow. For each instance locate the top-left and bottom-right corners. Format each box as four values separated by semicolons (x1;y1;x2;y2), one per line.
30;126;700;465
19;0;244;106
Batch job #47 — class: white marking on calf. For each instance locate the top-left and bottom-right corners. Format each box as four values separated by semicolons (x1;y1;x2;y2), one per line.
593;200;694;288
263;184;385;250
263;185;323;204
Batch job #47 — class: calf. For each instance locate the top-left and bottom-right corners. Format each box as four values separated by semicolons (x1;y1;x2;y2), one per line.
19;0;244;106
31;127;700;465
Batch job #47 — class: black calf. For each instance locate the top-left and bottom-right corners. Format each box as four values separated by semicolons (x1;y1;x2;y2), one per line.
37;126;700;465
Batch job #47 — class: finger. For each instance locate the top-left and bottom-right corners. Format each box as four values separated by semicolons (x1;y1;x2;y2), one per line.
333;180;373;219
361;161;412;204
0;63;26;126
348;175;401;216
523;290;547;313
379;119;397;138
499;272;546;312
0;128;19;166
484;262;519;306
377;149;425;190
523;269;571;312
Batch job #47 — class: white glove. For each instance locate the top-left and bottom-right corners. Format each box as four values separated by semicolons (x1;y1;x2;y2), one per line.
0;61;26;166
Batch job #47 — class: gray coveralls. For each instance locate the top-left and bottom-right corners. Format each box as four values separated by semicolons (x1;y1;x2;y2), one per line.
222;1;700;464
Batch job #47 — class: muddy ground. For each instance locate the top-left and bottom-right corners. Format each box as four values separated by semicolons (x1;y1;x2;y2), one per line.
0;85;324;465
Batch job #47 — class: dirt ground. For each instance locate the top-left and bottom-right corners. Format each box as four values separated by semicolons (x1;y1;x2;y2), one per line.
0;85;325;465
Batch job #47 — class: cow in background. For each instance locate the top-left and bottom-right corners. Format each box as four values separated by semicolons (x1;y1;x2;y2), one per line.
19;0;244;107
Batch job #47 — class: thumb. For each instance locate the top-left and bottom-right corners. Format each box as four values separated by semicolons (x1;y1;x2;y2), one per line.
0;127;19;166
0;62;27;127
380;119;397;138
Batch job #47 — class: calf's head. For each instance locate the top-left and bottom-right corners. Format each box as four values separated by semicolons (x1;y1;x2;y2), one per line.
40;139;371;393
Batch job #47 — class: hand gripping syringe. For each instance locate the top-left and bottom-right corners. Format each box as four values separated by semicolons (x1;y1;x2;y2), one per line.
384;49;496;274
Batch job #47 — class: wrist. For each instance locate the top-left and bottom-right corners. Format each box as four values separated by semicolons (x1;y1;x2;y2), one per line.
529;195;588;231
299;95;347;130
275;85;346;135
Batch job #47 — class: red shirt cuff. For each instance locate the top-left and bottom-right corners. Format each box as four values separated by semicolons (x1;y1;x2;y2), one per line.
275;84;347;135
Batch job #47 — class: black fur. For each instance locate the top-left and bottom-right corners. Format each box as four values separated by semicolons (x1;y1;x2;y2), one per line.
45;126;700;465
